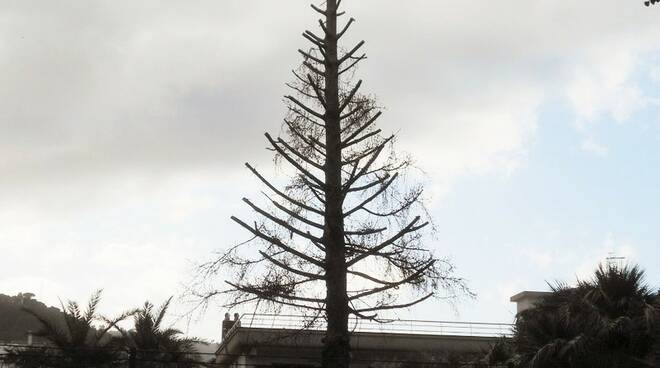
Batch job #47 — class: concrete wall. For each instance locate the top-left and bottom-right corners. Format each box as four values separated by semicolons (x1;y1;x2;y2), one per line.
510;291;551;314
216;327;500;367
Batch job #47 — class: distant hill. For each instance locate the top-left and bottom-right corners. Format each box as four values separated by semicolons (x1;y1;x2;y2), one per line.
0;293;62;344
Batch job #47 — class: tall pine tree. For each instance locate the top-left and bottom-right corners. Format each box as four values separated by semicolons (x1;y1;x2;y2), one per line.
200;1;470;367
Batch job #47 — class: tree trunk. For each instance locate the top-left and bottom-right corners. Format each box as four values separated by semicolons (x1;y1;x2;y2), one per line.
322;1;350;367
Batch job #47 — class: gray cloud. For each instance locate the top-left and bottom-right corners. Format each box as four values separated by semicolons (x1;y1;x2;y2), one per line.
2;1;659;205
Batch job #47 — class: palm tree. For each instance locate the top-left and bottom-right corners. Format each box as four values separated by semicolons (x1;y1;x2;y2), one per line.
7;290;130;368
514;263;658;368
117;297;198;367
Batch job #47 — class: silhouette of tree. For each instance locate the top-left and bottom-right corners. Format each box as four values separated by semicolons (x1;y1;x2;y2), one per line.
6;290;131;368
644;0;659;6
514;264;658;368
116;297;198;367
196;1;470;367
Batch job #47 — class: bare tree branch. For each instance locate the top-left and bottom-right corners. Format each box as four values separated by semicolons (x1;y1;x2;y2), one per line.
265;193;324;230
353;293;433;313
339;80;362;113
242;198;322;243
341;111;381;144
277;136;325;171
302;32;325;50
260;251;326;280
286;95;325;120
344;173;398;217
227;281;325;304
304;61;326;77
231;216;325;268
343;143;387;189
339;54;367;75
347;217;428;267
298;49;324;64
349;260;435;300
345;173;390;193
343;128;382;149
345;227;387;236
339;40;365;64
337;17;355;39
266;133;326;187
245;163;324;216
307;74;327;108
310;4;326;16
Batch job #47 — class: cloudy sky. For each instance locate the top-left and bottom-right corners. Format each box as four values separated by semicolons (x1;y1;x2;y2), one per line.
2;0;660;341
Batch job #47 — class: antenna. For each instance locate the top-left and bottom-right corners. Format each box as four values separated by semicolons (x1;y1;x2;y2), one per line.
606;252;626;269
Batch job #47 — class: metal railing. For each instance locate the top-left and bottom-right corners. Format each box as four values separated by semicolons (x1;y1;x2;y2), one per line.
233;313;513;338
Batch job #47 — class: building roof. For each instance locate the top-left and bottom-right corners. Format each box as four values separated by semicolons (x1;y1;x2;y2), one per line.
215;314;513;366
510;290;551;302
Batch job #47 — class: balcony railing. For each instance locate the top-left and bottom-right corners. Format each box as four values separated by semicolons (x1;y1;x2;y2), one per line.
230;313;513;338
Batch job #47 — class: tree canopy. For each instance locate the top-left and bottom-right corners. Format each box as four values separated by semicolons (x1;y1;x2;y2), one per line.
6;290;131;368
116;297;199;367
0;292;62;344
514;264;659;368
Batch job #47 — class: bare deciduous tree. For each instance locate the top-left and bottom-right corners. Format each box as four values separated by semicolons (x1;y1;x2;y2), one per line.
196;1;471;367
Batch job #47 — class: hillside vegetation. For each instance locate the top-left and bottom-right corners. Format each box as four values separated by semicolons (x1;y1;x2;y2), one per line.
0;293;62;344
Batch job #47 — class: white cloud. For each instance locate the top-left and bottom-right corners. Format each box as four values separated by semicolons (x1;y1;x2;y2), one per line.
523;249;555;269
581;138;609;157
566;46;647;125
391;83;541;202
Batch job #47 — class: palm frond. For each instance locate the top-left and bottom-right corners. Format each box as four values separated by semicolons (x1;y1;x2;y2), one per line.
154;296;173;329
21;307;70;348
97;308;137;343
84;289;103;323
529;338;566;368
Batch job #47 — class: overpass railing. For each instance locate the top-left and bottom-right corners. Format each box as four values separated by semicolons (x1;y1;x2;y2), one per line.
232;313;513;338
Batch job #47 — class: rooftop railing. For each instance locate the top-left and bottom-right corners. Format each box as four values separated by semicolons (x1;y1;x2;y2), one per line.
231;313;513;338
